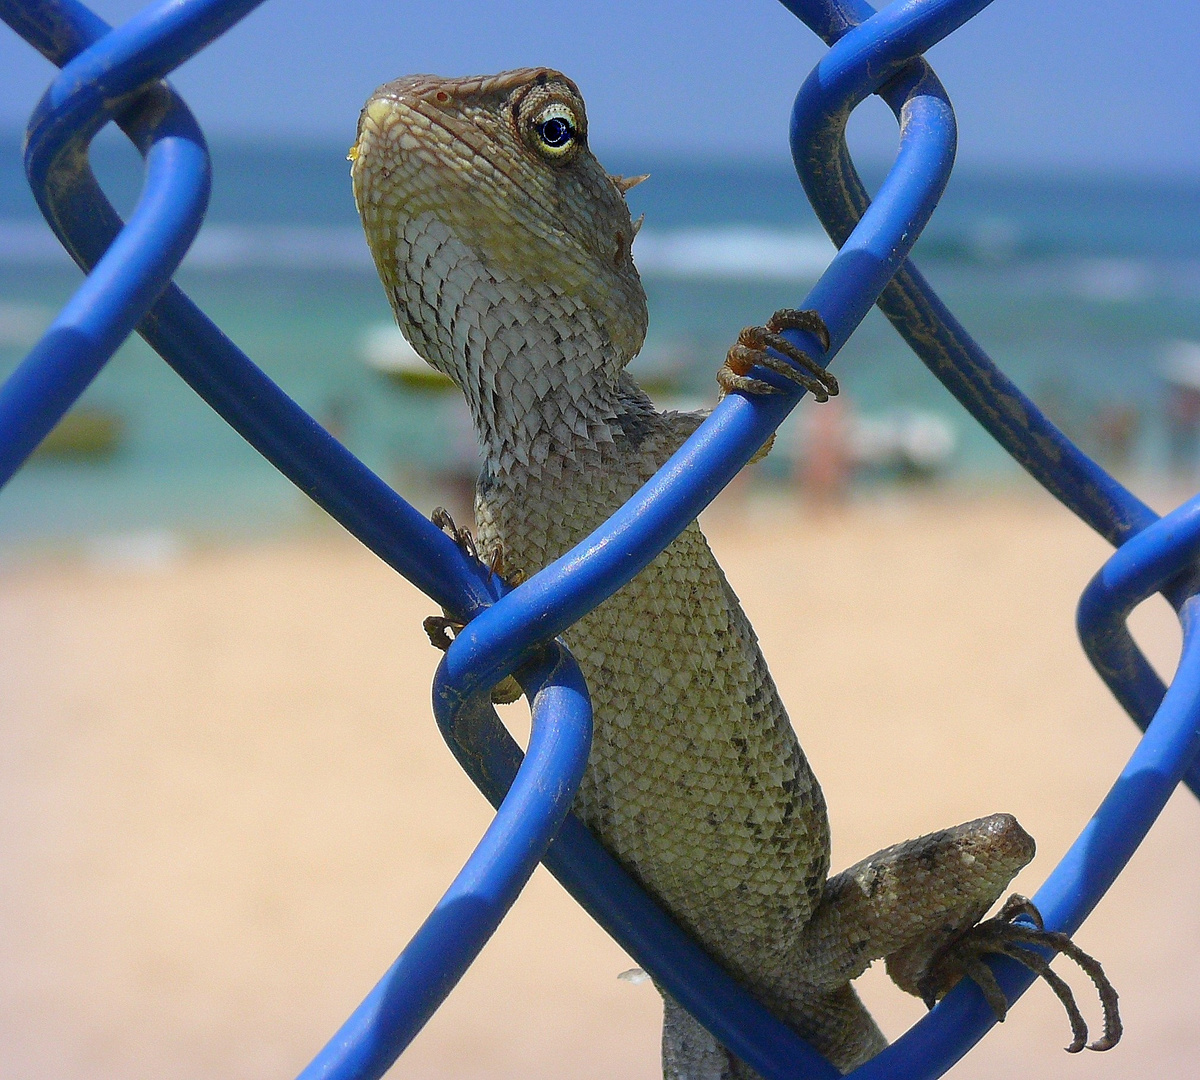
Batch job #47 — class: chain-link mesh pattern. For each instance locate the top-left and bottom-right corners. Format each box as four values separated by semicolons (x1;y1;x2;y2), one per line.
1;1;1196;1078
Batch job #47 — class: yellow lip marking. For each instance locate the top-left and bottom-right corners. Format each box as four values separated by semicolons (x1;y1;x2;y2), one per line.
366;97;394;128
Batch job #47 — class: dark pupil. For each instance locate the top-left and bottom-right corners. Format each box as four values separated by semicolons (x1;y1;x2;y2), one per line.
538;116;574;148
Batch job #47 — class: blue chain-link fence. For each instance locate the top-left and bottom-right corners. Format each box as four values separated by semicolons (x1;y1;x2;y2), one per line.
1;0;1197;1077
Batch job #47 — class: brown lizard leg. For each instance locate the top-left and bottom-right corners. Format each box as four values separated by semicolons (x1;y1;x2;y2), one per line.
717;309;838;402
792;813;1121;1053
426;507;523;703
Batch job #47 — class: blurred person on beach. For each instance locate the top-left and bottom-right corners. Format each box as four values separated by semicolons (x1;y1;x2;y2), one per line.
795;396;854;504
1162;341;1200;478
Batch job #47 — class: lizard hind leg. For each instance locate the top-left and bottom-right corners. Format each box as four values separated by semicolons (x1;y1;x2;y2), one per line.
785;812;1122;1062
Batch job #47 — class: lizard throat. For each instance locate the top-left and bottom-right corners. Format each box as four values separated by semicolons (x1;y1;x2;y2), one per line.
383;212;629;475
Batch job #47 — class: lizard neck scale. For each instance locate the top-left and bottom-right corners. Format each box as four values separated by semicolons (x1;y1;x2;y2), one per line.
351;69;645;477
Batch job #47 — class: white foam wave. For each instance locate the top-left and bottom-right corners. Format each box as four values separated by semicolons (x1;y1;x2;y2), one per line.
0;218;838;278
0;221;71;266
1068;257;1154;302
633;227;835;280
183;224;372;270
0;219;374;271
0;300;53;346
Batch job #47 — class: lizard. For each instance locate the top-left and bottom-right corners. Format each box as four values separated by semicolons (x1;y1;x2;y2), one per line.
348;68;1121;1077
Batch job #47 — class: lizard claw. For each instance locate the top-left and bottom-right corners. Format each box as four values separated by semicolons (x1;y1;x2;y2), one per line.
422;615;522;703
432;506;524;585
916;894;1121;1054
426;508;523;703
423;614;465;652
717;308;837;402
432;506;478;559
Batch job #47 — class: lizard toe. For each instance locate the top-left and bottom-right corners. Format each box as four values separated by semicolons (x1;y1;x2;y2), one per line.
766;307;832;352
718;321;838;401
432;505;478;559
423;614;464;652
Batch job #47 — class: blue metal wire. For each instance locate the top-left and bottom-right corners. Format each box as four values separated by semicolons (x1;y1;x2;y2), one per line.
2;1;1198;1079
0;0;504;615
298;643;594;1080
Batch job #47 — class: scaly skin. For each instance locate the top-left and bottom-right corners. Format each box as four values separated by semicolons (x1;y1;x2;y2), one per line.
350;68;1119;1076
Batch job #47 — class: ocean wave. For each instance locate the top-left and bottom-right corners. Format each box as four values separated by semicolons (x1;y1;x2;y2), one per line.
205;224;839;278
0;221;72;266
3;217;1192;302
632;226;835;280
0;300;54;346
183;224;372;270
0;218;839;278
1002;256;1200;303
1066;257;1154;302
0;219;374;271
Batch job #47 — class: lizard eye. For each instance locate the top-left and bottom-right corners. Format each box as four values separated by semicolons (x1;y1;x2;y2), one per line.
539;116;573;147
531;103;579;159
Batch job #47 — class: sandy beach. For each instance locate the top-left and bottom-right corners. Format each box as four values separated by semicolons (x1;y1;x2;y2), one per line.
1;487;1197;1079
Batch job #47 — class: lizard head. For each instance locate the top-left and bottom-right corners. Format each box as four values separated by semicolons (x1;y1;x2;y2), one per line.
351;69;649;392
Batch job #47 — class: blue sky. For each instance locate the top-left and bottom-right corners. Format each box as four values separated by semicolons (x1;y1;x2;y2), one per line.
2;0;1199;173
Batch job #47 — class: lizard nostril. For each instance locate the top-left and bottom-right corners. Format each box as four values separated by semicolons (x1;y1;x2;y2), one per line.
434;90;450;103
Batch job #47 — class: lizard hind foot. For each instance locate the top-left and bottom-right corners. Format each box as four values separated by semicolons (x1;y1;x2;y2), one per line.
717;308;838;402
917;893;1121;1054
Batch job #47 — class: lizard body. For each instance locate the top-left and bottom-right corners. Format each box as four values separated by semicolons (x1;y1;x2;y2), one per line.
350;68;1119;1076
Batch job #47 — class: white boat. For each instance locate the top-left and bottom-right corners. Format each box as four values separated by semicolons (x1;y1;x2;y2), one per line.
845;410;958;477
1162;340;1200;391
33;407;125;461
359;323;455;390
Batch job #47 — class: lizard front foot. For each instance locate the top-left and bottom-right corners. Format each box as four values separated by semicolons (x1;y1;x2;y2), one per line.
916;894;1122;1053
425;507;523;704
717;308;837;401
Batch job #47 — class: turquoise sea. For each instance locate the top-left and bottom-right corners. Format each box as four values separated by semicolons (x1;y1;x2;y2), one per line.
2;130;1200;544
